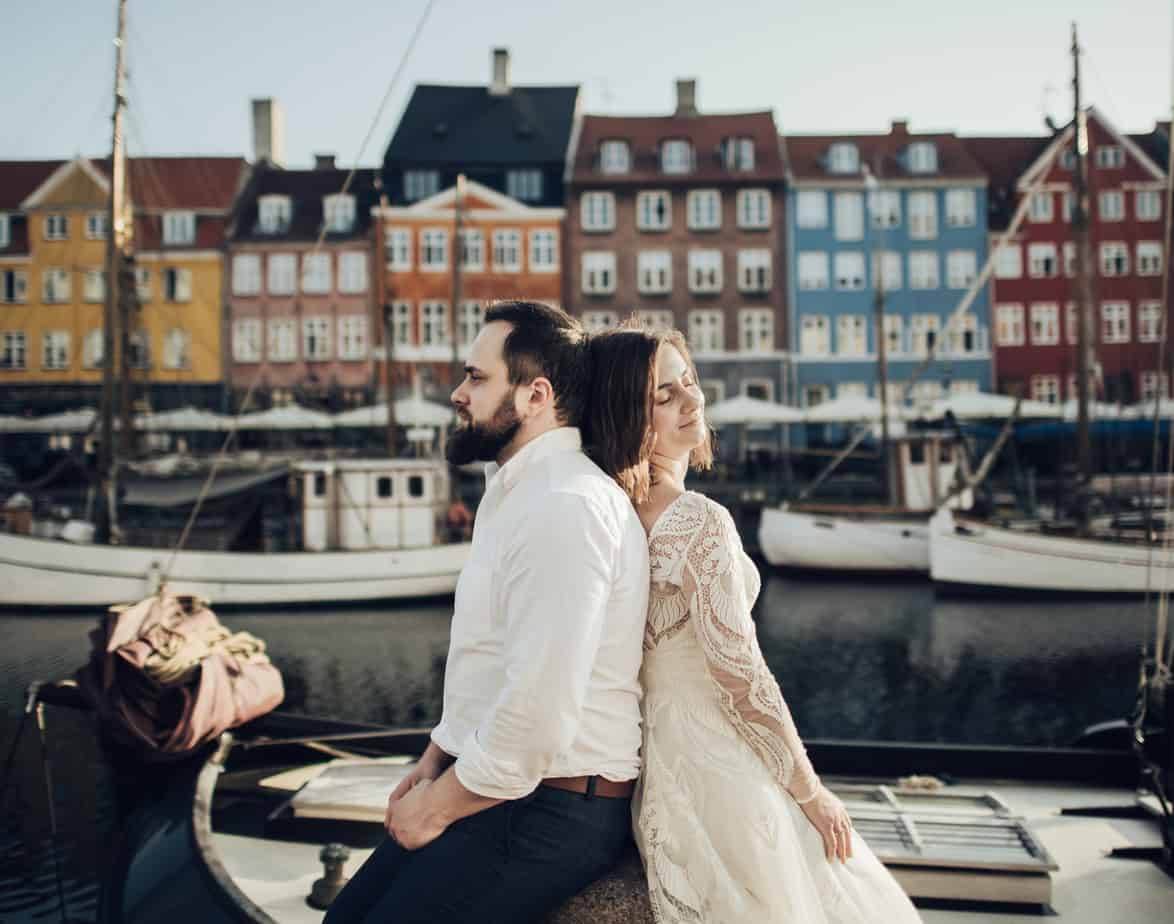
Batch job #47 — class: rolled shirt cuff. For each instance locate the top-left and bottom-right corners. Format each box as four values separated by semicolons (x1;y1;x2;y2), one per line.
452;731;543;801
429;723;461;760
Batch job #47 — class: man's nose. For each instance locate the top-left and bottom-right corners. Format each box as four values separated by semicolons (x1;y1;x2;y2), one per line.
451;380;467;406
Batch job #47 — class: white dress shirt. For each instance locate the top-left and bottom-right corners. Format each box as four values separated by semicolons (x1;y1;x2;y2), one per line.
431;426;649;800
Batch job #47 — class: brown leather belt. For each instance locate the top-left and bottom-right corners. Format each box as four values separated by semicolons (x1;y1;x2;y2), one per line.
540;775;635;799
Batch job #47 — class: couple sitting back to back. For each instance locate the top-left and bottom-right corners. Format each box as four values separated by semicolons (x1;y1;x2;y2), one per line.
324;301;921;924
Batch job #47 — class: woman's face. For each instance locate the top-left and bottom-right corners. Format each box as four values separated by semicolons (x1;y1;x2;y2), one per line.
651;342;706;462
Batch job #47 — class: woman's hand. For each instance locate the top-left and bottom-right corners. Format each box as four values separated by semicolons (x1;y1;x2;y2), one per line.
798;785;854;863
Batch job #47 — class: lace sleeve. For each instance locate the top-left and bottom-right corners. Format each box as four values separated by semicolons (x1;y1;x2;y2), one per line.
683;501;821;803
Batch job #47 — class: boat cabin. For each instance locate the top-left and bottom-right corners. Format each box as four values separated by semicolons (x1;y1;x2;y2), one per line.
897;432;972;512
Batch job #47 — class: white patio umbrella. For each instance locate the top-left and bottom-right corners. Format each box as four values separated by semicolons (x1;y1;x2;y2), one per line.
135;406;229;431
928;392;1060;420
332;398;454;428
235;404;334;430
803;396;908;423
705;395;804;426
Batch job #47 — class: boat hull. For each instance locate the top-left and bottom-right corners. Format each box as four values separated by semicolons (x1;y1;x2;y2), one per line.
929;508;1174;595
0;532;469;608
758;507;930;574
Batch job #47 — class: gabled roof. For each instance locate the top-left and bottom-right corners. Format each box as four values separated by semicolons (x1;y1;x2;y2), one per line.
117;157;249;211
231;165;380;243
784;125;986;183
571;110;782;184
0;160;66;210
385;84;580;167
378;177;564;218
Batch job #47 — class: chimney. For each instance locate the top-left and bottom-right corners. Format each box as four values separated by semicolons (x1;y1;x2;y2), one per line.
490;48;510;96
675;79;698;117
890;119;909;136
251;98;285;167
314;153;336;171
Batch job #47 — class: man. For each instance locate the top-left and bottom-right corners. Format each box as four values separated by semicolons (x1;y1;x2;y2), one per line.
324;301;649;923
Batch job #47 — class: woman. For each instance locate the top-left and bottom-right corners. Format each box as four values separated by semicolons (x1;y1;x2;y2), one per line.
586;324;921;924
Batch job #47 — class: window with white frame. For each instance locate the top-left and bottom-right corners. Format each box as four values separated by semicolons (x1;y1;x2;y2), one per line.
837;315;868;356
581;252;616;294
737;249;772;292
951;379;980;395
946;313;980;354
82;329;102;368
636;191;671;231
834;192;864;241
946;250;977;289
994;243;1022;279
688;310;724;352
797;251;829;290
1061;191;1075;223
636;309;674;331
42;268;70;303
687;189;721;230
232;254;262;295
267;253;296;294
83;269;106;303
390;301;413;347
833;252;866;290
1095;145;1124;168
1030;302;1060;345
163;211;196;245
1101;302;1130;344
1031;374;1061;404
337;315;368;360
1099;190;1125;221
688;250;723;293
1028;192;1053;223
42;331;69;370
301;253;332;293
303;316;332;360
911;314;940;355
457;229;484;270
44;214;68;240
385;227;412;270
338;252;368;293
529;229;558;272
742;378;775;402
267;319;297;362
908;251;939;289
233;319;262;362
739;308;774;352
323;194;356;233
1028;242;1058;277
1139;302;1163;343
736;189;771;229
908;191;938;239
580;192;615;232
660;139;693;175
1100;242;1129;277
403;170;439;202
420;302;449;346
796;190;827;228
869;189;900;228
1;270;28;304
420;229;448;271
1;331;27;369
599;140;631;175
163;328;191;369
1142;372;1170;401
838;382;869;399
827;143;859;174
1063;241;1077;277
492;229;522;272
800;314;830;355
1137;241;1163;276
906;142;938;174
995;303;1025;346
1137;189;1162;221
457;301;484;347
85;212;109;240
723;137;755;171
580;310;618;333
506;169;543;202
0;213;9;248
638;251;672;294
884;315;903;355
257;196;291;234
128;330;150;369
945;188;977;227
872;251;902;291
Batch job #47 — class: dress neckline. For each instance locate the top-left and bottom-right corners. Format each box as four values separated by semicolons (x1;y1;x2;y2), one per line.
646;490;694;540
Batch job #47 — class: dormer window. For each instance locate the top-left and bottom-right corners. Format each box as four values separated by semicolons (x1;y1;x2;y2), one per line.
660;139;694;175
722;137;755;171
906;142;938;174
258;195;292;234
599;140;631;175
323;193;356;233
827;143;859;174
163;210;196;245
403;170;439;202
506;169;543;202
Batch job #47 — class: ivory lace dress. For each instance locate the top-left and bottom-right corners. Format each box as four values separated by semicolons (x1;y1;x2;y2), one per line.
633;492;921;924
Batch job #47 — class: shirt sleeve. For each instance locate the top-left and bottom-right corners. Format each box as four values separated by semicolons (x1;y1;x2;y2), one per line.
683;502;821;803
454;491;616;799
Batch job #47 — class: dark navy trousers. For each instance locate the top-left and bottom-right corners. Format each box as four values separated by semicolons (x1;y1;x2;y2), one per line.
321;785;632;924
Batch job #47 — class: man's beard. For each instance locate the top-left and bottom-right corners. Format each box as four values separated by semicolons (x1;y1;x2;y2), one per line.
447;392;522;465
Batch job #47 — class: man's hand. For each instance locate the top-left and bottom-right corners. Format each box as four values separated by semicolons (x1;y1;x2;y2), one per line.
798;785;854;863
385;778;449;850
385;742;452;825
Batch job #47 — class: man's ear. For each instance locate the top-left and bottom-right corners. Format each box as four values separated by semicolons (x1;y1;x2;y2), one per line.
522;377;555;418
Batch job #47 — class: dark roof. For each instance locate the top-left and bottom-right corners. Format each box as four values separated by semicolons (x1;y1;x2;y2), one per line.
784;127;987;182
231;165;380;243
959;135;1051;231
385;84;580;167
1128;122;1170;172
0;160;65;210
572;111;782;184
119;157;249;210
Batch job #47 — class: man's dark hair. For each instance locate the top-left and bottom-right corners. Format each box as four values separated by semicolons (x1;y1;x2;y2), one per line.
484;300;590;427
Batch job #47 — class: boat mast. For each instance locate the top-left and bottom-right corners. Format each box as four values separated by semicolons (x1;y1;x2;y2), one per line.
1070;22;1095;527
865;162;894;505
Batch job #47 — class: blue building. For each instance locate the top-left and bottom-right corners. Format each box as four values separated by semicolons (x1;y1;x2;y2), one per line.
782;122;993;411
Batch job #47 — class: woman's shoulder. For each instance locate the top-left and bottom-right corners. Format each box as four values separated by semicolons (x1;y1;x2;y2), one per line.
650;490;731;538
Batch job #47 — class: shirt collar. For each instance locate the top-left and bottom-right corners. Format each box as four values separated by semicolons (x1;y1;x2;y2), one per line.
485;427;582;496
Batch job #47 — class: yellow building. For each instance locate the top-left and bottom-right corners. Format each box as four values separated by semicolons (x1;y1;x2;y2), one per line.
0;155;248;414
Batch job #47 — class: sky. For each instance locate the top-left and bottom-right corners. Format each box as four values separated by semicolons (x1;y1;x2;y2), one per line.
3;0;1171;168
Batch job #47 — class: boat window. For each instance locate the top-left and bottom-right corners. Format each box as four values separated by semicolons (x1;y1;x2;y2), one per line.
313;473;327;497
408;475;425;498
940;444;953;463
376;476;393;498
909;443;925;464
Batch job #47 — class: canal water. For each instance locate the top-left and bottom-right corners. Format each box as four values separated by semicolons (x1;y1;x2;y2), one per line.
0;575;1154;921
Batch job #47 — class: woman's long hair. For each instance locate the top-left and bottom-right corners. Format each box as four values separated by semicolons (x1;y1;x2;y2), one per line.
584;323;713;503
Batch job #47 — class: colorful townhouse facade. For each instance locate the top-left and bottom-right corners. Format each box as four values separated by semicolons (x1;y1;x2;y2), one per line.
0;155;247;415
965;111;1171;405
565;80;787;407
783;122;993;410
